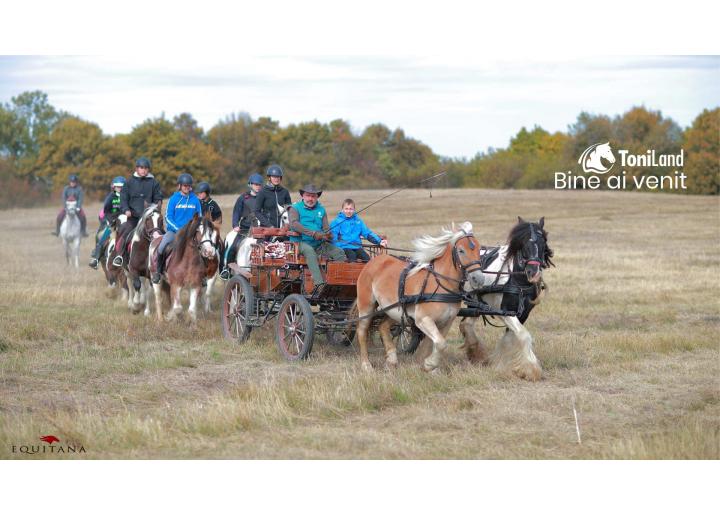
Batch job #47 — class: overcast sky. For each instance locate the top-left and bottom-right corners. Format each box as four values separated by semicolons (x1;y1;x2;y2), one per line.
1;55;717;158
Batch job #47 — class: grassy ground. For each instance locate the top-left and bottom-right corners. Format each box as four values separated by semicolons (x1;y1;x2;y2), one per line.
0;189;718;459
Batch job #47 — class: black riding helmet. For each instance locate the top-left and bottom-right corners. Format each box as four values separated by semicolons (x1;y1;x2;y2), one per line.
69;174;79;182
177;173;194;186
266;164;283;177
196;181;211;194
135;157;152;169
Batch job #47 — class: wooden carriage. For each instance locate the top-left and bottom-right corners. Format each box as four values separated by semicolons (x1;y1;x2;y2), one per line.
220;227;419;360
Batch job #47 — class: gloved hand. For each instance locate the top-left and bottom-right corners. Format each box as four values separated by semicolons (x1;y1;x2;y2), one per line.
321;232;333;241
312;231;325;241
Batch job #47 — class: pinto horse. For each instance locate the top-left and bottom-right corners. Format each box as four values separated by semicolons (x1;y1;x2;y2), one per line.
126;205;164;315
99;224;129;301
151;213;219;322
355;221;486;373
459;217;554;381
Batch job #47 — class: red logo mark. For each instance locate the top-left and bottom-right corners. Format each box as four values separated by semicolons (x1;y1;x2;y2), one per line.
40;435;60;444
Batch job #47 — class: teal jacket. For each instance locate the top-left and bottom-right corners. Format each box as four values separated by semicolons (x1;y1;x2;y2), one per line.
289;200;327;248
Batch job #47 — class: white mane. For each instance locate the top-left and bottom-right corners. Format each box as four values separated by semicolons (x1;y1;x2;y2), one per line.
133;204;159;240
409;221;474;275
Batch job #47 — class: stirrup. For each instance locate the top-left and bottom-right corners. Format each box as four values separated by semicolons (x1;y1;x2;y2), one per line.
88;258;98;270
112;255;123;267
151;272;162;284
219;268;230;280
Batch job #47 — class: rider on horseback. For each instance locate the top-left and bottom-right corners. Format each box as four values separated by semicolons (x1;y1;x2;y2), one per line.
113;157;163;267
196;181;222;230
219;173;263;280
89;176;125;269
288;184;346;295
53;174;88;238
152;173;203;284
253;164;291;228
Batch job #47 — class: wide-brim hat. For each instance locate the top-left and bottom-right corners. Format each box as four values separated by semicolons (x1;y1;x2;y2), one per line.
299;184;322;196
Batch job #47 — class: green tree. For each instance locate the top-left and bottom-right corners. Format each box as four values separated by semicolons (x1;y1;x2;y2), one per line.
683;108;719;194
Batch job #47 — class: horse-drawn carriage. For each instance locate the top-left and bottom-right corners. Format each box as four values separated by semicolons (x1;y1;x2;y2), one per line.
220;226;420;360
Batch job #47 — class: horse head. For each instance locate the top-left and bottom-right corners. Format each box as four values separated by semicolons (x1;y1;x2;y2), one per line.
197;215;219;259
140;204;164;240
278;204;289;227
580;142;615;173
450;222;486;292
65;200;78;216
510;216;554;283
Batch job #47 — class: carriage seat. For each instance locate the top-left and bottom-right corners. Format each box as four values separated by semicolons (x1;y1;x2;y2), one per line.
251;226;289;238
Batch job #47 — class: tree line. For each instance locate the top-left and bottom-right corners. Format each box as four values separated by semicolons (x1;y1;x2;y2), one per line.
0;91;717;208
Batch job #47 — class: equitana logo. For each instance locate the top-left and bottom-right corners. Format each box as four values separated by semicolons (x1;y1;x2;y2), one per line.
11;434;87;455
578;142;616;174
555;142;687;190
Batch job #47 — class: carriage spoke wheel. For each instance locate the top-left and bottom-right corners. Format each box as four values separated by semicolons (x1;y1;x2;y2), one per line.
392;324;423;354
276;294;314;361
221;276;254;342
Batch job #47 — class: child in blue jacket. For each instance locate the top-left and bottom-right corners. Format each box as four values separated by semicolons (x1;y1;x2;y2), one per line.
152;173;202;283
330;199;387;262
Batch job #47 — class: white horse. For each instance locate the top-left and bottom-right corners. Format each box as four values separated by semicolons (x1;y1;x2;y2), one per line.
223;204;289;274
578;142;615;173
60;200;82;269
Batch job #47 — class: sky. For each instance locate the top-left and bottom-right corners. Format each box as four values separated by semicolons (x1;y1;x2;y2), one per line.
0;55;718;159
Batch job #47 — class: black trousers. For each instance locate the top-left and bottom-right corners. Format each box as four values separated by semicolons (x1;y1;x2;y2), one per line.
115;217;139;254
342;247;371;262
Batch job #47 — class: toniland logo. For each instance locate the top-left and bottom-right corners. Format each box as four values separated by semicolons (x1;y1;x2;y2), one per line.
555;143;688;191
10;434;87;455
578;142;616;174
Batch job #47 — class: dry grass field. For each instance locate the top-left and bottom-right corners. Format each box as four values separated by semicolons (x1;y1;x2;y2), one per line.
0;188;718;459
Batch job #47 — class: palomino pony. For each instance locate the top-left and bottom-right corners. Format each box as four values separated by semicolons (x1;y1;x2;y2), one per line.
60;199;82;268
459;217;554;381
126;205;164;315
151;213;219;322
355;221;486;372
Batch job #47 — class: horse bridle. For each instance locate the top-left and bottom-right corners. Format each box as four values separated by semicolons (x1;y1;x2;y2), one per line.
142;212;164;241
517;224;545;270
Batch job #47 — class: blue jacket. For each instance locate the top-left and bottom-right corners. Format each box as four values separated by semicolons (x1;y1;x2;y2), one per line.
165;191;202;233
330;212;381;249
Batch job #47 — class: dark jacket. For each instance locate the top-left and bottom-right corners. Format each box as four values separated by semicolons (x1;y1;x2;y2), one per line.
232;191;258;231
62;185;84;208
102;191;122;223
253;183;291;228
120;172;164;219
200;198;222;222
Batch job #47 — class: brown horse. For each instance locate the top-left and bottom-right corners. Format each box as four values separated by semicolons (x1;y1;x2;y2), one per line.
151;213;219;322
126;205;164;315
355;221;486;372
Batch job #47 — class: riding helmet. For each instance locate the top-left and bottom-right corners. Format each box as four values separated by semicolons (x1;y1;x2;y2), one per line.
111;176;126;188
196;181;211;194
266;164;283;177
177;173;194;186
69;174;79;182
135;157;152;169
248;173;263;185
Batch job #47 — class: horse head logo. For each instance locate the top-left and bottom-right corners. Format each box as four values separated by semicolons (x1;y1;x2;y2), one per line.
40;435;60;444
578;142;616;174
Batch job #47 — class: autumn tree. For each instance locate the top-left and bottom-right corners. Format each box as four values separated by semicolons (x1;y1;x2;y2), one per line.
683;108;719;194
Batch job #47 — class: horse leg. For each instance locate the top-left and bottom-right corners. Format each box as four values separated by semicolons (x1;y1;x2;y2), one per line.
166;284;182;321
143;279;153;317
415;315;450;373
377;317;398;369
152;281;164;321
490;317;542;381
188;287;199;323
459;317;489;365
204;275;216;313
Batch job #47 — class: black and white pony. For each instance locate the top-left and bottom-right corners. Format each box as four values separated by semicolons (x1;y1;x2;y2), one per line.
460;217;554;381
223;204;289;274
60;199;82;268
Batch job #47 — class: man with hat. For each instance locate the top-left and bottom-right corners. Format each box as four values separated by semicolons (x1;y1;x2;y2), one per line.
288;184;346;294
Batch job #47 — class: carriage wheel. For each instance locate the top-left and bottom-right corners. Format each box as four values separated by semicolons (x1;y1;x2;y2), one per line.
392;324;423;354
221;276;254;342
276;294;315;361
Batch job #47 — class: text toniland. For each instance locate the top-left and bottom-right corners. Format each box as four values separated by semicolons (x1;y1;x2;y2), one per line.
618;149;684;167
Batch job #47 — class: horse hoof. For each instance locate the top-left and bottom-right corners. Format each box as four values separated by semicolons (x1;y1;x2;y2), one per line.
514;363;542;382
361;362;373;372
